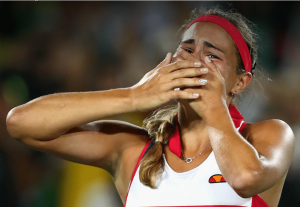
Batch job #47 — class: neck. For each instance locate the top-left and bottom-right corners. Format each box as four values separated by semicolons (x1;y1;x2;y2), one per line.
177;103;210;153
176;96;233;154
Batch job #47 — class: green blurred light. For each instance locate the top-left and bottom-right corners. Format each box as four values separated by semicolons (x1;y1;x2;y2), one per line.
2;75;29;107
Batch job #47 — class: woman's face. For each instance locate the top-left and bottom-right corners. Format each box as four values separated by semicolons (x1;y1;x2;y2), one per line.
174;22;241;95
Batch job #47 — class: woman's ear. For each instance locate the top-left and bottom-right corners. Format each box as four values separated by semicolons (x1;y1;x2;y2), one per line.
231;72;252;95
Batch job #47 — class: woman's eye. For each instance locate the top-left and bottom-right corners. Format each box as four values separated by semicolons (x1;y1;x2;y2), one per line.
184;48;193;54
208;54;219;59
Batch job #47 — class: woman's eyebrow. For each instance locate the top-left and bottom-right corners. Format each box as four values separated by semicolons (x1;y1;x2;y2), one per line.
180;39;195;44
203;40;224;53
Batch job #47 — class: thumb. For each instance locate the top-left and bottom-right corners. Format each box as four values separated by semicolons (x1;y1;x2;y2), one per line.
156;53;172;68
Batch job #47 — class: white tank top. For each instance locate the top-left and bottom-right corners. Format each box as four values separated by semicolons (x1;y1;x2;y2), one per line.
125;150;264;207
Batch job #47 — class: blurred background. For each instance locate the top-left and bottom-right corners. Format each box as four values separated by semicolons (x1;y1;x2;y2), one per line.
1;1;299;207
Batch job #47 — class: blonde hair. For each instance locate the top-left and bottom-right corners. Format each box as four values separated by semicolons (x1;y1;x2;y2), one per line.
139;105;177;188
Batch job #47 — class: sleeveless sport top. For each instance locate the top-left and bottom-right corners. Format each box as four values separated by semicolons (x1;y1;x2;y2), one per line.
124;104;269;207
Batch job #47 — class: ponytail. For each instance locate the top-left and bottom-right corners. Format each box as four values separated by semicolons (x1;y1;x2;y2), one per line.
139;105;177;188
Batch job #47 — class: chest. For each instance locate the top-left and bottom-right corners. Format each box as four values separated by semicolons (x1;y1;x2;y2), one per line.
164;145;213;172
125;152;253;207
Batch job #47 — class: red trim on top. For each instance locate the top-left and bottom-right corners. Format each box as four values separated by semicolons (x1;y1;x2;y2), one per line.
252;195;270;207
239;121;247;133
124;140;151;207
228;104;245;129
168;122;182;158
186;15;252;73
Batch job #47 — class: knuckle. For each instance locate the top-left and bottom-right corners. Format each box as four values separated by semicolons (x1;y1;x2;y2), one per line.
154;69;161;75
155;73;162;81
170;91;179;99
174;61;180;67
178;78;184;85
179;69;185;75
157;65;166;72
175;91;181;99
158;75;165;82
186;60;193;67
155;72;161;79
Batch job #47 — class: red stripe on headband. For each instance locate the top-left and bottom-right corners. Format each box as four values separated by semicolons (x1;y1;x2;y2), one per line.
186;15;252;73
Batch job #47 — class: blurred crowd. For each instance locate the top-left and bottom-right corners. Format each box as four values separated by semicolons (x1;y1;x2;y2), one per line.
0;1;300;207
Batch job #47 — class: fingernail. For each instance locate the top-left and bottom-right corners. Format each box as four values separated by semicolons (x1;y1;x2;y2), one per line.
205;56;211;63
193;93;199;97
194;61;201;66
177;48;182;53
200;68;208;72
199;79;207;84
165;53;170;59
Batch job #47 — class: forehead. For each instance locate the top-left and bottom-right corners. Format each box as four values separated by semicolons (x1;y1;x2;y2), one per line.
182;22;236;53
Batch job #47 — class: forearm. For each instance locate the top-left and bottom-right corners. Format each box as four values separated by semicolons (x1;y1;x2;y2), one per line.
205;105;263;196
6;88;134;140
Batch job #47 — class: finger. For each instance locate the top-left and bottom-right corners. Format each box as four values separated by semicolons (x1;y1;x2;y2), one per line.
171;53;184;63
177;48;200;62
162;60;202;73
156;53;173;69
167;90;200;100
204;56;222;77
164;77;207;89
168;67;208;80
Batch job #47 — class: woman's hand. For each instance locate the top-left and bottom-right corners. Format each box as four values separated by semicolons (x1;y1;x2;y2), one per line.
190;56;227;118
174;49;228;119
129;53;209;112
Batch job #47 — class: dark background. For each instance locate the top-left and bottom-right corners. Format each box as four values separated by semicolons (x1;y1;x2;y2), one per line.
1;1;300;207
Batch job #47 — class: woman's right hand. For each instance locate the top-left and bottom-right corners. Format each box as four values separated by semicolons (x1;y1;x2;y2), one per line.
129;53;209;112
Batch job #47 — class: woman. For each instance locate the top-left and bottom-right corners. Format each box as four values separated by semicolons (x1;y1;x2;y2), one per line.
6;7;294;207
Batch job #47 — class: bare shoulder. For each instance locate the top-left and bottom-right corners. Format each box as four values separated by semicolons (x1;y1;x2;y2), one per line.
242;120;295;206
242;119;295;148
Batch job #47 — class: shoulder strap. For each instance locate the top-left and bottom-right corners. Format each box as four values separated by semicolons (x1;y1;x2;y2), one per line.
252;195;270;207
238;121;247;133
124;140;151;207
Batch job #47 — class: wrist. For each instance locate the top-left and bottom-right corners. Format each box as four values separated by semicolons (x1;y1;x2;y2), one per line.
203;99;230;126
127;87;140;113
99;88;138;115
116;87;140;113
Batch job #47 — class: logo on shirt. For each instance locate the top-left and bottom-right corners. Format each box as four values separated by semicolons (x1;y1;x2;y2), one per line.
209;174;226;183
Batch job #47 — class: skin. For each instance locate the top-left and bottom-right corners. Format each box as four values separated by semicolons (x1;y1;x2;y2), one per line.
6;22;294;207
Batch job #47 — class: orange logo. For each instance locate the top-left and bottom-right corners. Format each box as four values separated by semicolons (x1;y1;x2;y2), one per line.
209;174;226;183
